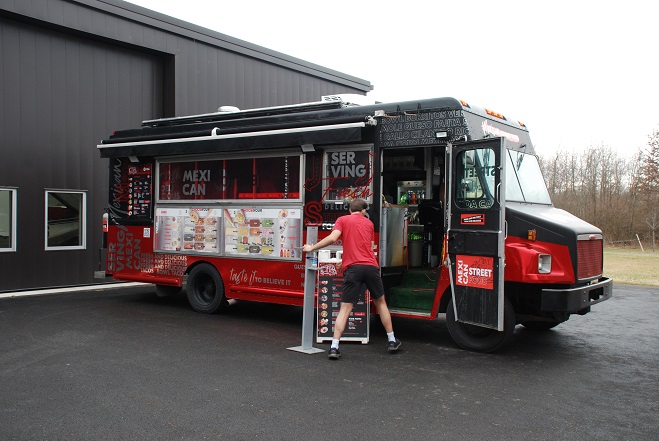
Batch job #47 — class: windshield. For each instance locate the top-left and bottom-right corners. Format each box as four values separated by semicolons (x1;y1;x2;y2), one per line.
505;151;552;204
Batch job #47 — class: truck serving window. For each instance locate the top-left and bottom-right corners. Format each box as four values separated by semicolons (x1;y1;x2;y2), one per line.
455;148;495;210
505;151;552;204
158;155;301;201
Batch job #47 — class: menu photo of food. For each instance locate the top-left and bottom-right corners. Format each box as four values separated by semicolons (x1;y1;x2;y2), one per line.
222;207;301;259
155;207;188;251
183;208;220;252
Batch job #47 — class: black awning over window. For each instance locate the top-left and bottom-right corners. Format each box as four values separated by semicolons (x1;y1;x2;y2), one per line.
98;124;364;159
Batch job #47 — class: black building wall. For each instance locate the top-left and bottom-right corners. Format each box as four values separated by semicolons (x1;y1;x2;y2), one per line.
0;0;371;291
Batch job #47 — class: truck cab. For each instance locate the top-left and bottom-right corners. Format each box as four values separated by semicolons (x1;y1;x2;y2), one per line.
374;100;612;351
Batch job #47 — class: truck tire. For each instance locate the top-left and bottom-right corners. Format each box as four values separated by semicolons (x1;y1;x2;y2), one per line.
446;297;515;352
186;263;228;313
155;285;181;298
521;320;561;331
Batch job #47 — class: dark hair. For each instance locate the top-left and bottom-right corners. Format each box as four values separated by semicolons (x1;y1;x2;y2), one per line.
349;198;368;213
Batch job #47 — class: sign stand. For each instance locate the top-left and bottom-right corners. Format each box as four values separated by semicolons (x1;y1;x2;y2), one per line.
316;256;369;345
287;226;324;354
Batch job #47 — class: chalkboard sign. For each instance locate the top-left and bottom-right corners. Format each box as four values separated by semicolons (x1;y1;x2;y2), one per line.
316;261;369;344
379;110;469;148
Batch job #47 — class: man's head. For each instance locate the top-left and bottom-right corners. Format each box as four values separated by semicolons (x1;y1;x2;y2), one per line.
349;198;368;213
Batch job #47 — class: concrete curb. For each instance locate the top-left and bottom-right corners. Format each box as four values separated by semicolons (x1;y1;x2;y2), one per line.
0;282;150;300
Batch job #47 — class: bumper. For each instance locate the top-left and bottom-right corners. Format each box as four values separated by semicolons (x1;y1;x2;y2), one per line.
541;277;612;313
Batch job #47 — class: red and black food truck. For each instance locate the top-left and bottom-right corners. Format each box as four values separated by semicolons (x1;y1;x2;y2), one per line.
98;96;612;352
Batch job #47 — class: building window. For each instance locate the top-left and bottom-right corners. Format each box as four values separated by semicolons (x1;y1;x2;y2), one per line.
0;188;17;252
45;190;87;250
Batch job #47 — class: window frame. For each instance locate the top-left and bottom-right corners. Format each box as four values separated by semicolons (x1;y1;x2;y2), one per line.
0;187;18;252
454;148;496;210
44;189;87;251
156;151;304;204
322;144;375;204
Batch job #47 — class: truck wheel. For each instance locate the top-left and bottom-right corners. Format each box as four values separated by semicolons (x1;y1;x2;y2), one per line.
186;263;228;313
521;320;561;331
446;297;515;352
155;285;181;297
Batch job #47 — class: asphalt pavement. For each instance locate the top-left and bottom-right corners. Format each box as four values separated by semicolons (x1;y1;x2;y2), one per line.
0;283;657;440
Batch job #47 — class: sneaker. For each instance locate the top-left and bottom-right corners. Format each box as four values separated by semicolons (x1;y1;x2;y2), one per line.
328;347;341;360
387;339;401;353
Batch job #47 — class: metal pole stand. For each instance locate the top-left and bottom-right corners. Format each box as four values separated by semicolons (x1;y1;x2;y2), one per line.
288;226;324;354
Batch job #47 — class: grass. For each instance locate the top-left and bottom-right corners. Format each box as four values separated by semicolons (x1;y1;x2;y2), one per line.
604;248;659;286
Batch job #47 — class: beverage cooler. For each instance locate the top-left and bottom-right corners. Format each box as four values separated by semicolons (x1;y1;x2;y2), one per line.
397;180;426;205
396;180;427;267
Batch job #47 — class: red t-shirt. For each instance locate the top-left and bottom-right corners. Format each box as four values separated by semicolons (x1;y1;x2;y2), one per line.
333;212;379;269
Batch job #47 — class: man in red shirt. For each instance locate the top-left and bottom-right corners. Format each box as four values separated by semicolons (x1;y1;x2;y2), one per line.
302;198;401;360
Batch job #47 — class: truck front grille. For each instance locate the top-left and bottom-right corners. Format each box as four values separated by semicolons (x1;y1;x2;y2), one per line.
577;236;603;280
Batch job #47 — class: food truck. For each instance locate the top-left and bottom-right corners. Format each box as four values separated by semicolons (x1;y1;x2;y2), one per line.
98;96;612;352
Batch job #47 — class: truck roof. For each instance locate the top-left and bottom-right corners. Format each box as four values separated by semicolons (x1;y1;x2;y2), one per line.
98;97;535;158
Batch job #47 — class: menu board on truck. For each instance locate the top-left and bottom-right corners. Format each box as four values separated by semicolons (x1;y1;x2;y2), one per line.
127;164;153;217
155;207;219;252
110;159;153;220
154;206;301;259
223;207;301;259
316;261;369;344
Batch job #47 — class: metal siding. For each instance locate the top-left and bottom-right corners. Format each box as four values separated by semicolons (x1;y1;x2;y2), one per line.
223;51;238;106
205;48;218;111
197;43;208;111
51;32;68;184
1;21;20;177
0;15;164;290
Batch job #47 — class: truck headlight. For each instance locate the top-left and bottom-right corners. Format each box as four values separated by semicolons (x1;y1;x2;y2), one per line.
538;254;551;274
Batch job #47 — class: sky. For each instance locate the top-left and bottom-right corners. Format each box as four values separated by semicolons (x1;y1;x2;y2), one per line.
122;0;658;158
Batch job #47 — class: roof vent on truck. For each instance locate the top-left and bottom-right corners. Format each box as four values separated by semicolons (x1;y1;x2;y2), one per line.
217;105;240;113
321;94;377;107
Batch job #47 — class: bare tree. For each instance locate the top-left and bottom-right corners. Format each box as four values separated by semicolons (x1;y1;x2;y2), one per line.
627;150;644;241
538;144;644;245
638;130;659;251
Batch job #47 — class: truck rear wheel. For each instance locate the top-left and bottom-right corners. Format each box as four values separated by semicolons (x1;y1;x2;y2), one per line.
186;263;228;313
446;297;515;352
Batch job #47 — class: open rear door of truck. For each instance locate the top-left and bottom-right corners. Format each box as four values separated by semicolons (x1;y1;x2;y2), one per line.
445;138;506;331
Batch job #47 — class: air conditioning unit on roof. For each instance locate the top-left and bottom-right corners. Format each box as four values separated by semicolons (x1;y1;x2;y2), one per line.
320;94;376;107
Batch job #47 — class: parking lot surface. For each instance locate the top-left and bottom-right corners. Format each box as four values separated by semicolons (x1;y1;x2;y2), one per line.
1;284;657;440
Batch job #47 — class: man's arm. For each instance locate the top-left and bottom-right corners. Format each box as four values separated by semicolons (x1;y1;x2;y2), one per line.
302;229;341;253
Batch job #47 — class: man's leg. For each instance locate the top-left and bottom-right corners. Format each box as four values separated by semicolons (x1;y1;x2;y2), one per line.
373;295;394;333
374;295;401;352
333;302;354;340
